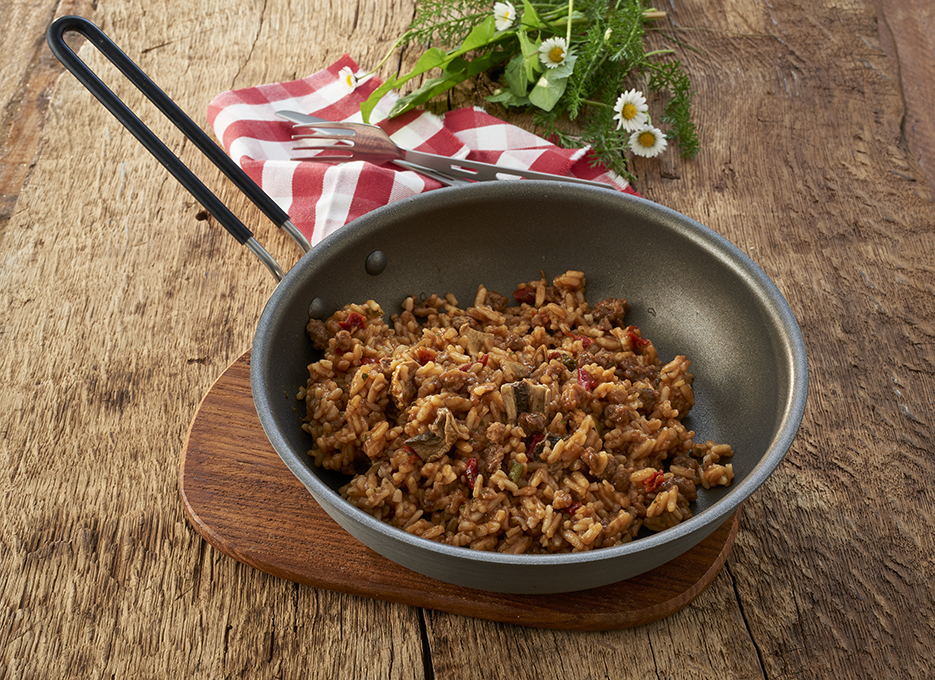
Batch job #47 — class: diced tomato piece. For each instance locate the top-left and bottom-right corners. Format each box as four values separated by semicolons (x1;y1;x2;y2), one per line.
459;353;489;372
565;332;593;348
338;312;367;331
625;326;650;349
464;458;479;488
643;471;665;493
513;287;536;305
577;368;598;391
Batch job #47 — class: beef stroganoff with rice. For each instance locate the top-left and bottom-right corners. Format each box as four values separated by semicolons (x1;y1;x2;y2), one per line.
298;270;734;554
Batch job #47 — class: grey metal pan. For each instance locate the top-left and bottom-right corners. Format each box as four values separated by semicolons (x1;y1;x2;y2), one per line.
251;181;809;594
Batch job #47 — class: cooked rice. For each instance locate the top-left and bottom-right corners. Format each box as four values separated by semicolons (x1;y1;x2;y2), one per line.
298;271;733;554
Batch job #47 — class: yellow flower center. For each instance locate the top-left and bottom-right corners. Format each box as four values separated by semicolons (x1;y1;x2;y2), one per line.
345;75;354;86
638;131;656;148
549;46;565;63
622;103;638;120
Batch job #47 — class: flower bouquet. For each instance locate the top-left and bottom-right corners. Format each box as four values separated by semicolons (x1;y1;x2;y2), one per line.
355;0;698;181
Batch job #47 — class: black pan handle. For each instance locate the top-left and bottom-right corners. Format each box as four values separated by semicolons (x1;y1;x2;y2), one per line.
46;16;299;280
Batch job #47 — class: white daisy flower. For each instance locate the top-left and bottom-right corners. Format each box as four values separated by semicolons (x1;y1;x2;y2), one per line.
612;89;649;132
629;125;668;158
494;1;516;31
539;37;570;69
338;66;359;94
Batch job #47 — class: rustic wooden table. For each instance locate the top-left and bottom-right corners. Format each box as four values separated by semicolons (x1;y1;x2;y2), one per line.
2;0;934;677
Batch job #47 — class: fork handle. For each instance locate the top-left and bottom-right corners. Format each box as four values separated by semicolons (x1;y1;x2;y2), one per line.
401;149;618;189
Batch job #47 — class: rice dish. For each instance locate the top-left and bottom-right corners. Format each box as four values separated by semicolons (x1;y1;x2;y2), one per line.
298;270;734;554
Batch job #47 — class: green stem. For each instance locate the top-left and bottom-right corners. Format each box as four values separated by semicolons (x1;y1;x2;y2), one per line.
580;98;611;109
644;48;674;58
566;0;574;43
364;35;407;77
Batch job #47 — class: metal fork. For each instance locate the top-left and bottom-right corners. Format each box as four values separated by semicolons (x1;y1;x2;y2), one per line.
287;117;616;190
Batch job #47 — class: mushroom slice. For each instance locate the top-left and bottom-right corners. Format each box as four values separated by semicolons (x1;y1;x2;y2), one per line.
501;360;531;383
405;408;460;461
500;379;550;423
390;360;419;410
460;324;495;356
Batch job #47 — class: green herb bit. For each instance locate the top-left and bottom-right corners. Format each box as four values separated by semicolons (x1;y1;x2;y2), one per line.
509;461;525;484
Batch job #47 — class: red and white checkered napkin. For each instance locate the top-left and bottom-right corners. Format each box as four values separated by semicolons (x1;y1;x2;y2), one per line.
208;55;638;246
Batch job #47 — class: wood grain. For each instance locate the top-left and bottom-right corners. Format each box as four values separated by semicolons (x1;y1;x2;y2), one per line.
180;351;740;631
0;0;94;243
2;0;935;676
876;0;935;189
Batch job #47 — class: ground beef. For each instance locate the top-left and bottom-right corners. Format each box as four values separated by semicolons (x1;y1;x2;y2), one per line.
439;369;472;392
518;411;547;434
616;354;659;383
450;315;476;329
306;318;330;350
501;333;528;352
482;443;507;475
610;465;632;493
334;330;353;354
485;290;509;311
540;286;560;304
558;381;589;412
604;403;631;426
591;297;630;329
670;476;697;502
587;348;618;369
668;382;695;417
637;387;657;414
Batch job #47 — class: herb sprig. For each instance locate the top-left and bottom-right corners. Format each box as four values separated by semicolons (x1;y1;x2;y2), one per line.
361;0;698;181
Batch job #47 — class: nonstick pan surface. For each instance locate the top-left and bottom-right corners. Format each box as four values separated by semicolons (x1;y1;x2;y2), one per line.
252;181;808;594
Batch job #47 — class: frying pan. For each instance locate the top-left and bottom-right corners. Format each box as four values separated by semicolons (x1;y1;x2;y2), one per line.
48;17;808;594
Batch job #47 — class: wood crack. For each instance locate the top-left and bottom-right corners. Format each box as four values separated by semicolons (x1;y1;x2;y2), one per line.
417;609;435;680
230;0;268;90
726;563;770;679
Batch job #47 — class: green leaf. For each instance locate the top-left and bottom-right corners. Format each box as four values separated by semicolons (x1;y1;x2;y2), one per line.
388;76;456;118
504;54;528;96
528;70;568;111
517;27;538;57
486;89;530;108
361;47;450;122
461;14;497;51
410;46;452;75
521;0;546;29
549;54;576;79
387;49;511;119
361;80;397;123
362;16;505;123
